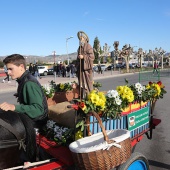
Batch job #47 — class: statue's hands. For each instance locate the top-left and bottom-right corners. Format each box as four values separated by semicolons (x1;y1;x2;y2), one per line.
0;102;15;111
78;55;84;59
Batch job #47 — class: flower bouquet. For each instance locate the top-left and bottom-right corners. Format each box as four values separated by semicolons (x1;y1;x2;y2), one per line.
42;84;55;98
39;120;74;146
42;81;79;105
103;85;134;119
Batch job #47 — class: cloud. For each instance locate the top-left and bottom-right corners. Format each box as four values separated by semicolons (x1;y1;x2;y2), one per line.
96;18;103;21
164;11;170;16
83;11;89;16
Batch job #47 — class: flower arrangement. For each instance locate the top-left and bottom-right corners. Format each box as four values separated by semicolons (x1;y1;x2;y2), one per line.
40;120;74;146
42;84;55;98
93;81;102;90
76;89;106;114
40;80;167;144
42;80;78;98
50;80;75;92
75;80;166;119
145;81;166;100
128;81;166;102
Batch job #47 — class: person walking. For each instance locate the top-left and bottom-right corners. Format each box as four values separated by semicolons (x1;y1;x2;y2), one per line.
2;65;11;83
28;63;34;75
53;63;57;77
76;31;95;97
66;64;70;77
97;64;102;74
153;60;158;75
62;62;66;77
33;62;42;79
70;63;75;78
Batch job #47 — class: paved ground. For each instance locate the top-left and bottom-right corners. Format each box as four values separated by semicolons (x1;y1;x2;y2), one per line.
0;70;131;93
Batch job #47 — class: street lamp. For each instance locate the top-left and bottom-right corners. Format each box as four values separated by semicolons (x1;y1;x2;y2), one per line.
66;36;73;65
155;47;166;69
52;51;56;64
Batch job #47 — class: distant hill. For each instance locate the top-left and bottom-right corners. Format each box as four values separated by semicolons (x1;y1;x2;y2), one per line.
0;52;78;64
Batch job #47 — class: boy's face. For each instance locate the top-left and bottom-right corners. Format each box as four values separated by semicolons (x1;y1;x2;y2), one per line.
6;63;25;80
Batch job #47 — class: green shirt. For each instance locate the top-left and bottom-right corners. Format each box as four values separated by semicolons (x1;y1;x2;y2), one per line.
15;81;44;118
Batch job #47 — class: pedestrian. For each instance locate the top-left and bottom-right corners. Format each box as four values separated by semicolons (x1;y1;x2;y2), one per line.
153;60;158;75
0;54;48;129
28;63;34;75
2;65;11;83
76;31;95;97
97;64;102;74
56;64;60;77
53;63;57;77
59;62;62;77
66;64;70;77
70;63;76;78
33;62;42;79
62;63;66;77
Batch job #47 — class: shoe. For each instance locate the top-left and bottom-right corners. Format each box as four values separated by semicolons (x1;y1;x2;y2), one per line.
2;80;5;83
7;81;11;83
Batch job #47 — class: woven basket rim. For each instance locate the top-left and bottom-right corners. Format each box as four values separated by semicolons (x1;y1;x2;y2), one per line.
69;129;130;153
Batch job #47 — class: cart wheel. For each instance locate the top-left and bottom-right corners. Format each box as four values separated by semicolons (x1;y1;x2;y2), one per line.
117;152;150;170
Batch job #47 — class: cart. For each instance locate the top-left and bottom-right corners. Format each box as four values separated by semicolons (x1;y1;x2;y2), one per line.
6;100;160;170
24;100;159;170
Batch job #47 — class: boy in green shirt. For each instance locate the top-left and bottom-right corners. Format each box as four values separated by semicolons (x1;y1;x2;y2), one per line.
0;54;48;128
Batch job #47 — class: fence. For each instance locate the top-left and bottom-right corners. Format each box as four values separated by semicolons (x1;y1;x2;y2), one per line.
138;68;170;82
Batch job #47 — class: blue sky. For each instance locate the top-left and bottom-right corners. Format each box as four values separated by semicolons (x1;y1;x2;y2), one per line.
0;0;170;56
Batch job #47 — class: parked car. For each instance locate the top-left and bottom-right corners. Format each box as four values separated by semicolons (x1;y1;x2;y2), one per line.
38;66;48;76
47;68;54;75
121;63;134;69
106;64;114;70
136;63;148;68
107;64;122;70
93;64;107;72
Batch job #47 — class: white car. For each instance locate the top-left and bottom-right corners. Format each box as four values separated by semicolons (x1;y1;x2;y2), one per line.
93;64;107;72
38;66;48;76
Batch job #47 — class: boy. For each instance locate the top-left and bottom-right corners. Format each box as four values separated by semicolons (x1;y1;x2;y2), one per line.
0;54;48;128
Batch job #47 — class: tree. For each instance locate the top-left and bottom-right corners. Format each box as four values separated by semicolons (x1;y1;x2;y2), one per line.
120;44;133;73
0;60;4;68
93;37;102;64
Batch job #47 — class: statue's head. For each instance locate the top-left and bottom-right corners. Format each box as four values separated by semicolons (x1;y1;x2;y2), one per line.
77;31;89;43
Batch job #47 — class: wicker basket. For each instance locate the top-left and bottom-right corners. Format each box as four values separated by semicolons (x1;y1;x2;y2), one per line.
69;112;131;170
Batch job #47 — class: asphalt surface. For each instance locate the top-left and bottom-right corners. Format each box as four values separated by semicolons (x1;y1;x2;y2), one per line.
0;70;132;93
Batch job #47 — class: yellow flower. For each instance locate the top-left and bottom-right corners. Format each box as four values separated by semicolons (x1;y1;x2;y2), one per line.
60;83;64;90
75;130;83;140
153;84;161;96
88;91;100;104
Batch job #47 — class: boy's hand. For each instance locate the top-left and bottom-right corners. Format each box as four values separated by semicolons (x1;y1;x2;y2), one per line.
0;102;15;111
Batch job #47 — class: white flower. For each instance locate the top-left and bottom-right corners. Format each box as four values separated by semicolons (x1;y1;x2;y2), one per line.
54;126;60;133
142;86;146;91
137;88;142;94
46;120;56;129
115;98;122;105
107;90;119;98
135;82;142;90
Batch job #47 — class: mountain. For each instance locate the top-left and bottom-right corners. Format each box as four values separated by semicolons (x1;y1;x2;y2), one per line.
0;52;78;64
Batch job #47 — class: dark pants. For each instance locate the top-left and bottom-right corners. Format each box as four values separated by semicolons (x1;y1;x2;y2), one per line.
153;68;158;74
4;72;9;81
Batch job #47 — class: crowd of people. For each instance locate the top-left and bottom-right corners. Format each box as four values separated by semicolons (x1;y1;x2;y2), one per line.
53;62;77;78
28;62;42;79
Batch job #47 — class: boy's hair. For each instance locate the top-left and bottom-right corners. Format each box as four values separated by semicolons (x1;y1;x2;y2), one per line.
3;54;26;69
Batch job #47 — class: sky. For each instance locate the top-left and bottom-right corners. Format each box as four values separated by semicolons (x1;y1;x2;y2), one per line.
0;0;170;56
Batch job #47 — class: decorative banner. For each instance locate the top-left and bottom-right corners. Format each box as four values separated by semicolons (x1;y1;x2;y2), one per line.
127;106;149;131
